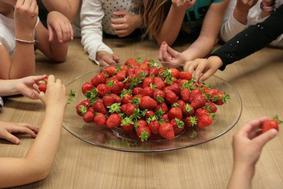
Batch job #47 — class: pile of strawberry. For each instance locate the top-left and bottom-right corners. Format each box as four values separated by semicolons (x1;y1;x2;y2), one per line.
75;58;229;142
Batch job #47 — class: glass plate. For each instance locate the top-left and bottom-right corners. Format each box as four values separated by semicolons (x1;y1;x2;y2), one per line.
64;71;242;153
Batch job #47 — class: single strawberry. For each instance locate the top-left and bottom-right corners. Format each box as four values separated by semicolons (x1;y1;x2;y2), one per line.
159;122;175;140
164;89;178;104
179;71;192;80
136;124;151;142
204;102;217;113
261;116;282;133
143;77;153;88
197;115;213;128
83;111;94;123
181;88;190;102
170;68;180;79
176;100;185;110
166;83;180;95
121;103;136;116
149;67;159;76
108;103;121;113
155;103;168;113
96;83;110;96
148;120;160;135
103;94;116;107
76;104;88;116
106;113;121;128
191;94;206;109
153;77;165;90
121;117;134;133
171;118;185;135
140;96;158;110
82;82;94;94
195;108;209;117
141;87;154;97
125;58;139;67
103;66;117;76
133;87;143;95
91;73;107;86
122;93;133;104
110;80;124;95
93;113;106;127
189;89;203;102
115;70;127;81
153;89;165;103
38;79;47;92
168;107;183;120
145;110;155;118
162;114;169;122
185;116;197;127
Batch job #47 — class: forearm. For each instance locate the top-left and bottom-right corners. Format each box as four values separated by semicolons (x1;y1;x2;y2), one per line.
155;5;187;45
0;80;20;96
227;163;255;189
36;22;68;62
0;45;11;79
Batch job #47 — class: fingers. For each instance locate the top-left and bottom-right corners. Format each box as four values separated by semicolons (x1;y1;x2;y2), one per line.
112;10;127;17
115;30;129;37
111;17;126;25
2;131;20;144
47;75;56;84
199;68;216;81
48;25;54;42
167;45;179;57
194;60;208;81
113;54;120;63
112;24;127;30
9;125;37;138
239;117;269;137
253;129;278;147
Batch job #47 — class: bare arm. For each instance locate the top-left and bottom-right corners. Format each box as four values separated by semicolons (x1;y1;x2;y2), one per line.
181;0;229;60
0;75;66;188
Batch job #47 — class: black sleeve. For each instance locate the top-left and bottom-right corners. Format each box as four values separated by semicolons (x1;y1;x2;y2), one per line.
211;4;283;70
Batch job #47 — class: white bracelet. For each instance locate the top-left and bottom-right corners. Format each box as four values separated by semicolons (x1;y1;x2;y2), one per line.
15;38;35;44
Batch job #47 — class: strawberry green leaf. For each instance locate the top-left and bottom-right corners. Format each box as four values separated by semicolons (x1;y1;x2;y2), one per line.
108;103;121;113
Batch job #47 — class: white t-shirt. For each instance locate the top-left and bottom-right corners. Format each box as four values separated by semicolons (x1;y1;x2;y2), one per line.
221;0;283;47
0;13;15;54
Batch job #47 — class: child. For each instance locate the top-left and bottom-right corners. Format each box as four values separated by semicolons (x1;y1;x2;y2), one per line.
0;0;73;79
183;4;283;81
0;75;66;188
221;0;283;47
144;0;228;68
228;118;278;189
80;0;143;66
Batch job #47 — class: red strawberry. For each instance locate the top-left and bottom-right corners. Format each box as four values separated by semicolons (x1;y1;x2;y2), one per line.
37;79;47;93
136;120;147;128
261;116;282;133
106;114;121;128
111;94;121;103
162;114;169;121
214;91;230;105
155;103;168;113
143;77;153;88
82;82;94;94
171;118;185;134
103;94;116;107
121;103;136;116
189;89;202;102
153;89;165;103
148;120;160;135
111;80;125;95
96;83;110;96
168;107;183;120
197;115;213;128
93;99;107;114
185;116;197;127
83;111;94;123
145;110;155;118
195;108;209;117
153;77;165;90
149;67;159;76
179;71;192;80
76;104;88;116
159;122;175;140
165;89;178;104
103;66;117;76
176;100;185;110
122;94;133;104
136;124;151;142
115;70;127;81
93;113;106;127
121;117;134;133
133;87;143;95
170;68;180;79
191;94;206;109
183;103;194;115
141;87;154;97
181;88;190;102
125;58;139;67
140;96;157;110
80;99;90;107
166;83;180;95
91;73;106;86
204;102;217;113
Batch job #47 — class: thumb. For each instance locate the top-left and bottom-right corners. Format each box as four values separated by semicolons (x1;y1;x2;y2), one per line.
253;129;278;148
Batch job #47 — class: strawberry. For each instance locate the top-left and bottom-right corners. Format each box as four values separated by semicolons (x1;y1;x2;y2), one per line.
149;67;159;76
80;99;90;107
121;117;134;133
159;122;175;140
195;108;209;117
189;89;203;102
143;77;153;88
166;83;180;95
165;89;178;104
148;120;160;135
76;104;88;116
191;94;206;109
185;116;197;127
103;94;116;107
171;118;185;134
108;103;121;113
115;70;127;81
214;91;230;105
109;80;124;95
204;102;217;113
91;73;106;86
83;111;94;123
125;58;139;67
96;83;110;96
197;115;213;128
121;103;136;116
183;103;194;115
179;71;192;80
122;94;133;104
261;116;282;133
176;100;185;110
153;77;165;90
93;113;106;127
106;113;121;128
170;68;180;79
93;99;107;114
140;96;157;110
37;78;47;93
153;89;165;103
136;120;147;128
155;103;168;113
180;88;190;102
136;124;151;142
82;82;94;94
103;66;117;76
141;87;154;97
145;110;155;118
162;114;169;122
133;87;143;95
168;107;183;120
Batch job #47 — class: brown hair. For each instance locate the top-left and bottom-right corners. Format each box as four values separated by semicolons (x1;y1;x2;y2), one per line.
143;0;169;39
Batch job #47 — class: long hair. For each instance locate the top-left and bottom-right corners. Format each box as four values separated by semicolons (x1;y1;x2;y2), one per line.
143;0;169;39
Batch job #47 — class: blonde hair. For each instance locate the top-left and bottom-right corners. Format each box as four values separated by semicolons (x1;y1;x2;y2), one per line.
143;0;169;39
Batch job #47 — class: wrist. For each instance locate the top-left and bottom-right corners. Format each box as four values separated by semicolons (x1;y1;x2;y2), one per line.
233;161;256;177
15;31;34;42
46;105;65;115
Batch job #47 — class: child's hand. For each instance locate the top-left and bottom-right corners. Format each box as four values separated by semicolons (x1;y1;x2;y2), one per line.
14;0;38;40
47;11;74;43
172;0;196;9
111;11;143;37
0;121;38;144
159;42;185;68
36;75;66;110
15;75;47;99
183;56;223;81
96;51;120;66
233;118;278;167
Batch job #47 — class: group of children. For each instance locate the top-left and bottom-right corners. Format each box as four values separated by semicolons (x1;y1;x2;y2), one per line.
0;0;282;188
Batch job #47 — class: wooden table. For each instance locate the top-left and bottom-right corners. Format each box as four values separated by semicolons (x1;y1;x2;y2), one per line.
1;39;283;189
